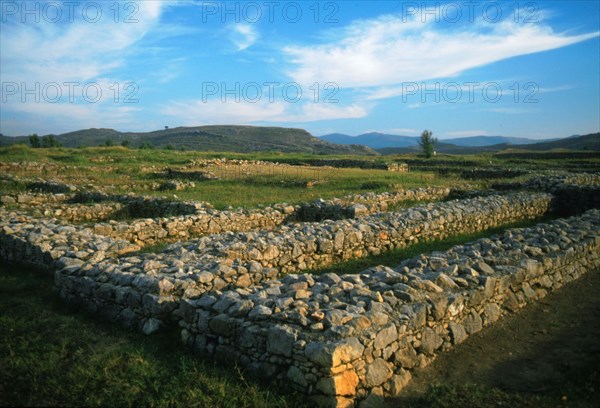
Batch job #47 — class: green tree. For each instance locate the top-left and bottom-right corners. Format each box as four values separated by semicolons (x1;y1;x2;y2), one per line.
418;129;437;158
28;134;41;148
104;139;114;147
41;135;61;148
121;140;131;148
139;142;154;150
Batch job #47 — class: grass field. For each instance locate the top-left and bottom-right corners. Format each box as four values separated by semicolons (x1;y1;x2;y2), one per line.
1;145;466;209
1;145;599;406
0;266;303;408
7;144;595;208
2;227;595;408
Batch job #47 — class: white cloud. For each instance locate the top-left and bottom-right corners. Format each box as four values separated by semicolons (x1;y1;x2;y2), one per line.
382;128;418;135
283;14;599;99
163;97;368;125
230;24;258;51
0;1;170;134
2;99;144;135
0;1;166;86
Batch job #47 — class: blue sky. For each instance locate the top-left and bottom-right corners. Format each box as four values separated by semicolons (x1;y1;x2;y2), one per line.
1;0;599;139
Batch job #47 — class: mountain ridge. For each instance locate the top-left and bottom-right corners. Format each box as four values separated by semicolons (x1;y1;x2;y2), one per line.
0;125;377;155
319;133;557;148
375;133;600;155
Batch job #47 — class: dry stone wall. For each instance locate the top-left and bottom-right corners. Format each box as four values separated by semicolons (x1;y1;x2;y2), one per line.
1;192;71;206
1;182;599;407
460;168;528;180
552;185;600;216
493;172;600;191
490;174;600;216
2;192;553;336
27;180;79;193
90;205;293;246
176;192;552;275
179;210;600;406
0;211;139;271
2;187;457;246
294;187;451;221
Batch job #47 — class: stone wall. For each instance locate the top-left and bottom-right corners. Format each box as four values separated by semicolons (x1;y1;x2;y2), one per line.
178;192;552;274
27;180;79;193
493;173;600;192
178;210;600;406
0;211;139;271
0;161;61;173
293;187;451;221
460;168;528;180
90;203;293;246
2;187;456;245
1;186;599;406
1;193;71;206
552;185;600;216
1;192;208;224
385;163;409;173
21;192;553;337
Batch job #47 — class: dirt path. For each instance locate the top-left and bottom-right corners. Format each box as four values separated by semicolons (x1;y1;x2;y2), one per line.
391;270;600;407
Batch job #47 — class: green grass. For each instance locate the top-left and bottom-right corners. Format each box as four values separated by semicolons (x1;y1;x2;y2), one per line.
1;146;465;209
0;266;304;408
310;216;551;275
6;145;598;210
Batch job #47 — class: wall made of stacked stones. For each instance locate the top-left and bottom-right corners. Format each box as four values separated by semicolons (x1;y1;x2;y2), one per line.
2;181;599;407
179;210;600;407
44;192;554;339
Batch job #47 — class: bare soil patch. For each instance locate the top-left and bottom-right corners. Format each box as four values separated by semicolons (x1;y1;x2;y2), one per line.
393;270;600;407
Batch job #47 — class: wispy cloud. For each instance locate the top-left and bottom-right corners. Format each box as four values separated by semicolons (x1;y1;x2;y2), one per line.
383;128;418;135
3;99;143;135
0;1;167;86
283;14;599;98
163;97;368;125
230;24;259;51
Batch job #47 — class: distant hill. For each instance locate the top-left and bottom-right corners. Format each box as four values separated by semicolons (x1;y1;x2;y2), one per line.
0;126;377;155
377;142;503;155
507;133;599;151
320;133;556;149
320;132;419;148
376;133;600;155
441;136;545;146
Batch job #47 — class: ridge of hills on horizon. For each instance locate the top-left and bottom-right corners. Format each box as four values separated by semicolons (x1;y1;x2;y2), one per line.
0;125;377;156
319;132;559;148
0;126;598;155
319;132;600;154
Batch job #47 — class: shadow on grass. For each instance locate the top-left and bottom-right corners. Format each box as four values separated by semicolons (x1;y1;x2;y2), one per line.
0;266;306;408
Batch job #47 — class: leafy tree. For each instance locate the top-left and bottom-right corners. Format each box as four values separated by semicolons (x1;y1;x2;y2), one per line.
29;134;41;148
121;140;131;148
165;144;174;150
418;129;437;158
104;139;114;147
41;135;61;148
139;142;154;150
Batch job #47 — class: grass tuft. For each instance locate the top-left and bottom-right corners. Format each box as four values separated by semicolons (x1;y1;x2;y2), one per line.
0;267;305;408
